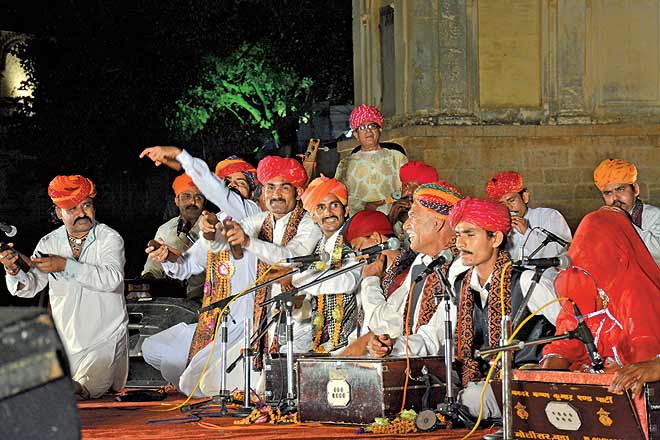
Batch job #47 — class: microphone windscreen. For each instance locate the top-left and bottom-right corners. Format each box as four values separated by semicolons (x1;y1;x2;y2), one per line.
558;254;572;270
386;236;401;251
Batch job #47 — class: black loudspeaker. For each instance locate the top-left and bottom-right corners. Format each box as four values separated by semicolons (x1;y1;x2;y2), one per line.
0;307;80;439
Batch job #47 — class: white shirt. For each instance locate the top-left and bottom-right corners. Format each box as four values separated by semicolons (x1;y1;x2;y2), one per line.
389;263;561;357
636;203;660;267
5;223;128;355
177;149;262;219
508;206;572;262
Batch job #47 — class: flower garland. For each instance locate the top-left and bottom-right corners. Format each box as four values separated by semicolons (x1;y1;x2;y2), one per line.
312;235;345;353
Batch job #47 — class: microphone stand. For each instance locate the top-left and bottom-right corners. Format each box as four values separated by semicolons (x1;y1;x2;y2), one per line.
511;266;545;330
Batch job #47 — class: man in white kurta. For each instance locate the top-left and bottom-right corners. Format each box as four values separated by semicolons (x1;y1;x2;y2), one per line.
1;175;128;399
593;158;660;266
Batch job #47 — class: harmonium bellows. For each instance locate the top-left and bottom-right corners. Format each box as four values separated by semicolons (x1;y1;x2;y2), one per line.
297;356;446;425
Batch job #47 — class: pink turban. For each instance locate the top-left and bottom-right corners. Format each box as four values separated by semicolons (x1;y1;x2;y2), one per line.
399;161;439;185
48;175;97;210
349;105;384;131
448;197;511;234
593;158;637;191
485;171;524;201
257;156;308;188
301;176;348;212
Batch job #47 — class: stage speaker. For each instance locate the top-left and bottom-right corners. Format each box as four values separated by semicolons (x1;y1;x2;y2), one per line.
0;307;80;439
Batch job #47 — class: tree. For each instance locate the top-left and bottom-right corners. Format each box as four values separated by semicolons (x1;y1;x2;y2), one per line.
170;42;312;149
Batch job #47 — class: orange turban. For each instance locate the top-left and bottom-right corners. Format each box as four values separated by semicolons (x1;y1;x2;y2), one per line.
171;173;198;196
215;157;257;178
448;197;511;234
344;210;394;243
399;161;438;185
300;176;348;212
48;175;96;210
485;171;524;201
593;158;637;191
349;105;384;131
257;156;307;188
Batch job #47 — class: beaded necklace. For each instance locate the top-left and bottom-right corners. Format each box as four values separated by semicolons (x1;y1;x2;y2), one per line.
67;233;88;259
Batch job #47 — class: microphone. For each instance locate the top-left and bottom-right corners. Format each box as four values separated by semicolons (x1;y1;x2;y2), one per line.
0;222;17;238
518;254;572;269
284;251;331;265
353;237;401;257
414;249;453;283
572;303;605;372
538;227;570;248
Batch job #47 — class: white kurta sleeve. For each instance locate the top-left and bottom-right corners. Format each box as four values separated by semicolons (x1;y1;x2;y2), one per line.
636;205;660;265
520;270;561;325
520;209;572;259
390;308;444;356
62;230;125;293
162;239;208;280
244;220;321;265
292;263;361;296
5;263;48;298
360;276;406;338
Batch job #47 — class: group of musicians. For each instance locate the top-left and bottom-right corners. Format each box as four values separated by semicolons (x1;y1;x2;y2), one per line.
2;106;660;426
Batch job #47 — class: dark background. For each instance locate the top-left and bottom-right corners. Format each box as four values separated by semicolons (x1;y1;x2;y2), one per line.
0;0;353;305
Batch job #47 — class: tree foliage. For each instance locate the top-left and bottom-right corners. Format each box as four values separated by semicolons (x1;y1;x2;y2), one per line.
170;42;312;148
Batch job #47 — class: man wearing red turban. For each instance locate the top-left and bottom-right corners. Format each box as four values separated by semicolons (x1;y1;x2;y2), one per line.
592;158;660;266
1;175;128;399
335;104;408;215
447;197;560;419
486;171;572;267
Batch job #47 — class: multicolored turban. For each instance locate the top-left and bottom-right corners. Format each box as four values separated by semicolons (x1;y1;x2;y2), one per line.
343;210;394;243
215;156;257;179
448;197;511;234
300;176;348;212
257;155;308;188
414;180;463;216
349;105;385;131
593;158;638;191
171;173;198;196
399;161;438;185
48;175;96;210
485;171;524;201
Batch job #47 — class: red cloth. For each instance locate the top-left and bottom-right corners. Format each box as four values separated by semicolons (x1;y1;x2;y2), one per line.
171;173;198;196
214;157;256;178
399;161;438;185
47;175;96;209
256;156;307;188
448;197;511;234
349;105;384;131
344;210;394;243
543;209;660;368
593;158;637;191
485;171;524;201
300;176;348;212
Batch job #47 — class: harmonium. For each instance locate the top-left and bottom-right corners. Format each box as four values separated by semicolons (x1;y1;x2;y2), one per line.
297;356;446;424
492;369;660;440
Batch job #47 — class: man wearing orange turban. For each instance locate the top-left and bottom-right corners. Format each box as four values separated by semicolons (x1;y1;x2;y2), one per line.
593;158;660;266
447;197;560;419
142;173;206;301
1;175;128;399
486;170;572;266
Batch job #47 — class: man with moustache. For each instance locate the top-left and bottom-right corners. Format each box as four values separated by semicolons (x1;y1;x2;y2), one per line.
334;105;408;215
593;158;660;266
1;175;128;399
203;156;322;370
142;173;206;301
485;171;572;266
292;176;361;353
361;181;465;357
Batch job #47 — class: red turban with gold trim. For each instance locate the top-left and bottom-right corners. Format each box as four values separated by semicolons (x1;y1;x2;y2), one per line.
349;105;384;131
257;156;307;188
171;173;198;196
485;171;524;201
593;158;637;191
48;175;96;210
215;157;257;179
399;161;438;185
344;210;394;243
448;197;511;234
301;176;348;212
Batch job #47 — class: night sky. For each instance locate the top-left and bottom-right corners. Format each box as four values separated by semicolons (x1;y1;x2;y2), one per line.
0;0;353;305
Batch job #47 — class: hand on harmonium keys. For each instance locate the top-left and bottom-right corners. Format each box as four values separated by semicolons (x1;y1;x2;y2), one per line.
367;333;394;358
608;357;660;398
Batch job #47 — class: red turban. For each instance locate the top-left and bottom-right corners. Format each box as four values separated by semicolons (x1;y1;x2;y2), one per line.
543;209;660;368
48;175;96;210
399;161;438;185
448;197;511;234
257;156;307;188
301;176;348;212
485;171;524;201
593;158;637;191
215;157;257;179
344;210;394;243
413;180;463;216
171;173;198;196
349;105;384;131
